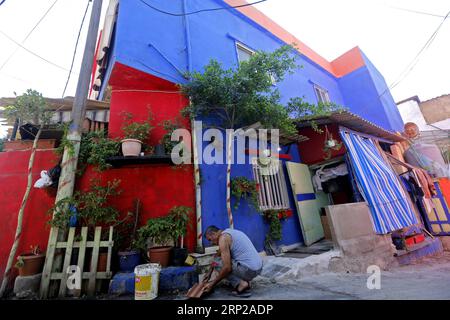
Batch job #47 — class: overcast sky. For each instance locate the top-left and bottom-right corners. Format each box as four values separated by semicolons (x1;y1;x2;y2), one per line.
0;0;449;137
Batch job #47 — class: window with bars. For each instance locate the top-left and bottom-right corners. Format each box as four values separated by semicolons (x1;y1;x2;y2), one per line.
251;158;290;211
314;84;331;104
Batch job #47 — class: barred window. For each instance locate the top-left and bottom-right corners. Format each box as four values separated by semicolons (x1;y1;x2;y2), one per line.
252;158;290;211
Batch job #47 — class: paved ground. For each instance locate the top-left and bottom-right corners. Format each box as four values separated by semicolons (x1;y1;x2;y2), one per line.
179;251;450;300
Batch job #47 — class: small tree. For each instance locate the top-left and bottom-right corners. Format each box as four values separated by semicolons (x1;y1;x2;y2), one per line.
0;89;53;297
180;45;341;228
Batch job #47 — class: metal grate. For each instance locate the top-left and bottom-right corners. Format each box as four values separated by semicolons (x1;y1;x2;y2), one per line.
252;158;290;211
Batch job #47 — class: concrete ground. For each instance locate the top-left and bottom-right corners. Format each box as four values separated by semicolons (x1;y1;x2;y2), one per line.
176;251;450;300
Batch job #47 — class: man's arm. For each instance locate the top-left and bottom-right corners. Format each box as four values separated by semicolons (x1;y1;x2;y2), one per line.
206;234;232;289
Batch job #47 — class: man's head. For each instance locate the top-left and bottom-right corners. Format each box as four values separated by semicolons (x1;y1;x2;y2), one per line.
205;225;222;245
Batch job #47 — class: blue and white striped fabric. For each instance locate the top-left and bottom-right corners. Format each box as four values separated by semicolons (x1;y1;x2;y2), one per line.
340;129;418;234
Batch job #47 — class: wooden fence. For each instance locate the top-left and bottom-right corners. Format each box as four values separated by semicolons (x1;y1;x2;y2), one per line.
39;226;114;298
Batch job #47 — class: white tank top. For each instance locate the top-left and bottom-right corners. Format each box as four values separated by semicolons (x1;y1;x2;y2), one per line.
222;228;263;271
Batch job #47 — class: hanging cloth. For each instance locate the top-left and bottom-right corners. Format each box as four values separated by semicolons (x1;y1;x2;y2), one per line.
340;128;418;234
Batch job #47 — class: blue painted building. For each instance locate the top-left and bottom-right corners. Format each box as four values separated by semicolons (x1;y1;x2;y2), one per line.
93;0;405;252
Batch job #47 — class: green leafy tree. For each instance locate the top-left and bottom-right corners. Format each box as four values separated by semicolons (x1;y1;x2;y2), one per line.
180;45;343;228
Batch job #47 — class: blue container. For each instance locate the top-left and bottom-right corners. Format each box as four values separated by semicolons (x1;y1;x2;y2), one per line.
118;250;141;272
68;205;78;227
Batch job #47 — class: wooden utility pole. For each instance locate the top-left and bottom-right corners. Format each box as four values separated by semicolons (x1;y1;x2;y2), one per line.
40;0;103;299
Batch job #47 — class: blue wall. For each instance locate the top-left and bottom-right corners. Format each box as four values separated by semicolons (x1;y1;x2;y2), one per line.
197;131;304;252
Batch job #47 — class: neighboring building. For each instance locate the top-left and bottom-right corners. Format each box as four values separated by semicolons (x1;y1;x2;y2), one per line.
396;95;450;153
396;95;450;131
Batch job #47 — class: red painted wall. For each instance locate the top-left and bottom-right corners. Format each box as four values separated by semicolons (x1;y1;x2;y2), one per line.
0;150;58;285
0;63;196;288
106;63;196;251
297;124;346;165
76;165;196;251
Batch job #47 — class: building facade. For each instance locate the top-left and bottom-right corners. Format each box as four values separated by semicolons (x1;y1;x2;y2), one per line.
91;0;406;251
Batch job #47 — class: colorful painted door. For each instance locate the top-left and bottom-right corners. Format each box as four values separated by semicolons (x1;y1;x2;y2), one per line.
286;162;324;245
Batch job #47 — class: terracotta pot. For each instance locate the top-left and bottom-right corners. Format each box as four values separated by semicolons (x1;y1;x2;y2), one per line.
97;252;108;272
121;139;142;156
147;246;172;268
87;252;109;272
17;253;46;276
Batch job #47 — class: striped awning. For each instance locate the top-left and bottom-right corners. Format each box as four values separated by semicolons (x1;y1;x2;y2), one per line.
340;128;418;234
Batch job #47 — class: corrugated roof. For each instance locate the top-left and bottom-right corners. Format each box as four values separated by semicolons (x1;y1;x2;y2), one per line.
295;110;406;142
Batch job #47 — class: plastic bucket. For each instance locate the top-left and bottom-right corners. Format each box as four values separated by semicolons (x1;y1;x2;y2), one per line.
134;263;161;300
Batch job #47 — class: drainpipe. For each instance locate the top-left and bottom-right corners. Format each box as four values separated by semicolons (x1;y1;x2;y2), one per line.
192;119;203;253
182;0;193;74
182;0;203;253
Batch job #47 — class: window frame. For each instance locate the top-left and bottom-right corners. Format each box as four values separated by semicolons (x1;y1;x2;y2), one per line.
235;42;276;85
313;84;331;104
236;42;255;64
251;158;290;211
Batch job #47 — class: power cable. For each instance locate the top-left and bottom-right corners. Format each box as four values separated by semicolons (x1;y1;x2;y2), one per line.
138;0;267;17
0;0;6;7
0;0;59;72
380;8;450;98
61;0;91;98
0;29;73;73
389;6;446;19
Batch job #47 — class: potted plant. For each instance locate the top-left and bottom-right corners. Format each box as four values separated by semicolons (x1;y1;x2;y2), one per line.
231;176;260;210
15;245;46;276
322;125;343;160
120;111;154;156
168;206;193;266
116;200;142;272
134;215;174;268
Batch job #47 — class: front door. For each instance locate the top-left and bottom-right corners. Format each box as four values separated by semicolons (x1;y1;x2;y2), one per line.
286;162;324;245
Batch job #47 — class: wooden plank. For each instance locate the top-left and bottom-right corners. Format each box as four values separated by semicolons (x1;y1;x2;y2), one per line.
74;227;88;298
106;227;113;273
87;227;101;296
56;240;114;248
51;272;112;280
58;228;75;297
39;227;59;299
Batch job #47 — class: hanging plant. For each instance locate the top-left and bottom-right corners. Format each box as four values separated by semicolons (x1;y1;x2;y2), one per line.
322;125;342;160
263;209;292;244
230;177;260;211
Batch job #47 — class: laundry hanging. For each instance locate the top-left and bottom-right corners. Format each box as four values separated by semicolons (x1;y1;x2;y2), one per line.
340;128;418;234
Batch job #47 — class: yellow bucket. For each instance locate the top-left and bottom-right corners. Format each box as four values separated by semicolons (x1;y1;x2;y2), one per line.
134;263;161;300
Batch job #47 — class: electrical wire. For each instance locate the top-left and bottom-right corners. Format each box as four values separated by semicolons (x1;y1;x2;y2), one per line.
0;0;59;72
389;6;446;19
380;8;450;98
0;0;6;7
61;0;91;98
138;0;268;17
0;29;73;73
